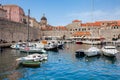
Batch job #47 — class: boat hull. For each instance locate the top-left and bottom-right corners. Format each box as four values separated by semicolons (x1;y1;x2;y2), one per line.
76;41;83;44
101;46;119;57
20;49;46;53
44;46;58;52
22;61;40;67
102;52;116;57
85;51;100;57
85;47;101;57
75;49;85;57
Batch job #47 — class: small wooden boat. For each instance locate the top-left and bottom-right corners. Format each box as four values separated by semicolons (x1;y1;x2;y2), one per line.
22;61;40;67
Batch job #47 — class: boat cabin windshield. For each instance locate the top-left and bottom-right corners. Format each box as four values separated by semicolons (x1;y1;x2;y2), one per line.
104;47;116;49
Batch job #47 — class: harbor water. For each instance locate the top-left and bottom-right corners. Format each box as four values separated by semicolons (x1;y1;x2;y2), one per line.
0;43;120;80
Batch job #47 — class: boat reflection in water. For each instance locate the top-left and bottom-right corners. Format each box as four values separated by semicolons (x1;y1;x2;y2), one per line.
84;56;100;62
0;43;120;80
75;54;116;64
102;56;116;64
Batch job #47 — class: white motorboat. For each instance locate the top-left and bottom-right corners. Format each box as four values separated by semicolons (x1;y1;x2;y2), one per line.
85;47;101;57
44;41;58;51
101;46;119;57
10;42;26;49
19;47;46;53
16;53;48;62
57;41;64;49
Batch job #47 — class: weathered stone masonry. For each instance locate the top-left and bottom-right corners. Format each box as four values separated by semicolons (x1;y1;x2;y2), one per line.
0;19;41;43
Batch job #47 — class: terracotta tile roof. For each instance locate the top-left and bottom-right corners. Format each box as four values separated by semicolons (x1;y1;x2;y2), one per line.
48;27;53;30
81;23;99;27
72;20;81;23
72;31;91;36
94;22;101;26
116;21;120;26
96;20;120;26
80;20;120;27
81;24;87;27
3;4;19;7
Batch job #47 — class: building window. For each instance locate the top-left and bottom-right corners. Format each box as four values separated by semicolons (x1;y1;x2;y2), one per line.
115;26;118;29
88;28;90;30
82;28;86;31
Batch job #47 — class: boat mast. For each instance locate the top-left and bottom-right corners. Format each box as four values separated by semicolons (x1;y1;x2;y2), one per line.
26;9;30;55
27;9;30;42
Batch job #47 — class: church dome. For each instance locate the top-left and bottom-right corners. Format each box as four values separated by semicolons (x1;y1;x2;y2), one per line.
41;16;47;20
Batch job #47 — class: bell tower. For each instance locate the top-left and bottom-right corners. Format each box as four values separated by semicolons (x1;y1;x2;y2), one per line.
40;13;47;25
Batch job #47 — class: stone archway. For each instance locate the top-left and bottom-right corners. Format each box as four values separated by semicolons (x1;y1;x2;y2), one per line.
63;35;66;40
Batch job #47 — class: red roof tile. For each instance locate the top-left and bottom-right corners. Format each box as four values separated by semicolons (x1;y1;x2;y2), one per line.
72;20;81;23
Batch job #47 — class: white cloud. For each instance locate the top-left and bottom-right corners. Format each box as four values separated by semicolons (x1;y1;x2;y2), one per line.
67;9;120;23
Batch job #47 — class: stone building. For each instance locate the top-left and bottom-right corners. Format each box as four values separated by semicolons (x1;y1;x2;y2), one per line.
0;4;25;23
0;6;7;20
66;20;120;41
22;15;39;28
39;14;49;29
27;17;39;28
0;18;41;43
38;15;68;40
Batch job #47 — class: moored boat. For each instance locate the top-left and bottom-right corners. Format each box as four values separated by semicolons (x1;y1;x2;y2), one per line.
10;42;26;49
101;46;119;57
75;49;85;57
76;40;83;44
16;53;48;62
19;47;46;53
85;47;101;57
22;61;40;67
57;41;64;49
44;41;58;51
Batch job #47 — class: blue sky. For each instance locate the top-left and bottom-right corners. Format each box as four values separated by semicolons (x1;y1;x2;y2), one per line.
1;0;120;26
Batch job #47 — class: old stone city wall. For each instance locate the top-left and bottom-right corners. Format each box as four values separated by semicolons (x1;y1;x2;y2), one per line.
0;19;41;43
99;28;120;41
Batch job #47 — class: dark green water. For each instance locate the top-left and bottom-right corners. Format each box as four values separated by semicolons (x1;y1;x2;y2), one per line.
0;43;120;80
